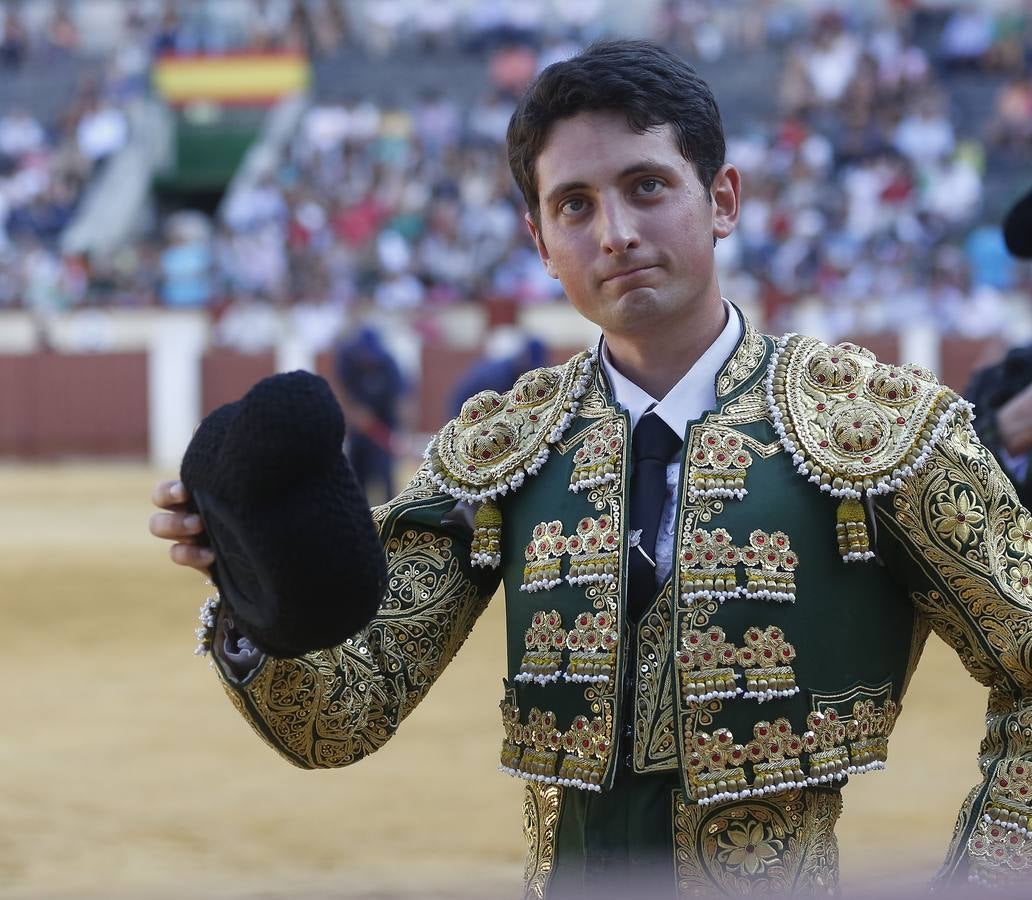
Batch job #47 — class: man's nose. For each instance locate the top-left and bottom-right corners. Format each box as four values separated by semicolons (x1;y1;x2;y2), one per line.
598;198;640;254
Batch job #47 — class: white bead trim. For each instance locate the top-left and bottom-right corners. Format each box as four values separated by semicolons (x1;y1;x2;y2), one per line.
562;673;611;684
519;578;563;593
429;347;599;503
566;573;616;586
684;688;742;703
194;589;220;658
983;813;1032;839
765;334;976;503
696;770;850;807
680;587;795;605
741;687;800;703
569;472;619;494
841;551;875;563
498;765;603;792
686;487;748;501
471;551;501;569
513;672;561;685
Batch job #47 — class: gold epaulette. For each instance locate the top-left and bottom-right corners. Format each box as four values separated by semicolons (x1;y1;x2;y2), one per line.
426;347;598;504
765;334;974;558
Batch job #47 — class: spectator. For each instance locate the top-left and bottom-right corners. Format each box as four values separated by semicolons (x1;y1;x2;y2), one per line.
334;325;407;503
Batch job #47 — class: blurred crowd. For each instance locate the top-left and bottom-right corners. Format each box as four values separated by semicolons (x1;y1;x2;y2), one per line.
0;0;1030;346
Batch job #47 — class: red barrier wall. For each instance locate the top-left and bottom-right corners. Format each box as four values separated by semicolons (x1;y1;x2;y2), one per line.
0;353;148;457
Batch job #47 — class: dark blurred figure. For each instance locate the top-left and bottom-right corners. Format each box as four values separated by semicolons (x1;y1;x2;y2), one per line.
967;186;1032;505
335;326;406;504
450;330;548;418
1;9;28;69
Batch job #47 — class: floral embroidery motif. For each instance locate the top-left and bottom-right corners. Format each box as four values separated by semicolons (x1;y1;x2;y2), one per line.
766;334;975;504
566;515;620;586
521;521;566;593
679;528;798;604
968;816;1032;888
686;427;754;501
716;819;784;876
516;610;566;684
569;418;625;493
673;788;843;897
564;610;618;683
738;626;799;702
931;484;985;551
428;348;598;502
983;761;1032;840
683;698;899;807
500;702;613;792
675;625;799;706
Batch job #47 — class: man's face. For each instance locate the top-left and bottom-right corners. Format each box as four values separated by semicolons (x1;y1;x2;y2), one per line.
526;111;739;346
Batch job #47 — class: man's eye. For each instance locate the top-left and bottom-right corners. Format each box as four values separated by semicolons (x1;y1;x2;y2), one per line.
560;198;586;215
638;178;661;194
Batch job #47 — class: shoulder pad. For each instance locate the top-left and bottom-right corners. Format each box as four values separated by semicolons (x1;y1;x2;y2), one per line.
765;334;974;499
426;347;598;502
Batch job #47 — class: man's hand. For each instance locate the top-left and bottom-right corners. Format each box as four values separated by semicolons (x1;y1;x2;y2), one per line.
149;480;215;573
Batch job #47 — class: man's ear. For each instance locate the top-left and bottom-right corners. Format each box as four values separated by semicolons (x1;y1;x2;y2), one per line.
710;163;741;241
525;212;558;279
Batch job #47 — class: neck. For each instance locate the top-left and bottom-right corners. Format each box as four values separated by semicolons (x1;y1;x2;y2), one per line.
604;298;729;400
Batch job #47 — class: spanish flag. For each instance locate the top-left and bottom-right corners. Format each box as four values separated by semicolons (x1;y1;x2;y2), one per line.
153;51;310;107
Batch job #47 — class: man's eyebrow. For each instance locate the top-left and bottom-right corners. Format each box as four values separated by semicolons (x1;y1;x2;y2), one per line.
543;160;680;207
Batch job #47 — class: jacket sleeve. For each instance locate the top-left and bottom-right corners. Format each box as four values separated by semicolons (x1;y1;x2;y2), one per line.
212;463;501;770
873;418;1032;890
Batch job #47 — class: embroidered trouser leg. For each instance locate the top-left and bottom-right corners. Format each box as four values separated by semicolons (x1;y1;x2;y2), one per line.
523;777;844;899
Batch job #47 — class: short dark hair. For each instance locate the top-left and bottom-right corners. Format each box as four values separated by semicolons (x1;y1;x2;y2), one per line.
507;40;726;223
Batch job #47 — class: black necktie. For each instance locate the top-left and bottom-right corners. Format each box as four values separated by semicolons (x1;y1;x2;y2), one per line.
627;411;682;621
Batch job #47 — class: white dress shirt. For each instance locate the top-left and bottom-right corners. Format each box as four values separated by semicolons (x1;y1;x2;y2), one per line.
600;299;744;584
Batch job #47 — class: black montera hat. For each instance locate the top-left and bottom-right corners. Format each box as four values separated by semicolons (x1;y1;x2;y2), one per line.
1004;186;1032;259
180;371;386;658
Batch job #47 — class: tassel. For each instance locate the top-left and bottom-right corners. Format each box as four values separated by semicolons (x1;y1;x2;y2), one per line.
837;498;874;562
471;500;502;568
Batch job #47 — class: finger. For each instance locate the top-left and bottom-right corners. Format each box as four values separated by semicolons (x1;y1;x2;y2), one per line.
151;479;189;510
149;510;205;540
170;542;215;571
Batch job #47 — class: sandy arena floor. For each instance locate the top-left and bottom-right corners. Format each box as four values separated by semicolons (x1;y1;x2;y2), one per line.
0;463;991;898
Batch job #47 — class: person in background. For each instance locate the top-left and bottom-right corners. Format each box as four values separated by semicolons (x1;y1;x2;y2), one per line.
967;185;1032;506
449;328;547;418
334;325;406;503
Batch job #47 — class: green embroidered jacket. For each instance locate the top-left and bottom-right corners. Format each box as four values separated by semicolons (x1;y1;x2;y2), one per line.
213;316;1032;891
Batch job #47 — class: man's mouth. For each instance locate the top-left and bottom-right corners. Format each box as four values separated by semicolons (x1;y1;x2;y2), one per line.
602;265;658;284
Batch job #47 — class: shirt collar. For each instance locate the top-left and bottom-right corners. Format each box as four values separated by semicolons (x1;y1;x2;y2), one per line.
600;299;744;439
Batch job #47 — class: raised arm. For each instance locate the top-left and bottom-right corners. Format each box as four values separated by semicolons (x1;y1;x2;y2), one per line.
171;464;500;770
873;419;1032;890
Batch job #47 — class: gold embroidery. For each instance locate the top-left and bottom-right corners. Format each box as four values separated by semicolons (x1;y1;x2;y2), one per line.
470;499;502;568
686;427;753;500
566;515;620;587
429;350;597;502
227;526;488;769
522;782;562;899
564;610;618;683
569;418;625;493
517;610;566;685
984;760;1032;838
634;582;678;772
521;521;566;592
967;815;1032;888
766;333;974;502
683;699;899;806
673;788;842;896
716;319;769;398
678;528;799;605
501;702;614;791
